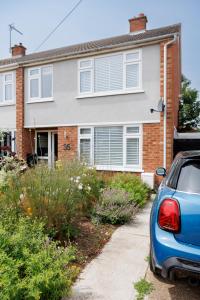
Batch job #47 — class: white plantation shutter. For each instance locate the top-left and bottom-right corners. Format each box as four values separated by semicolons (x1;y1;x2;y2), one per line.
110;127;123;165
126;63;139;88
80;139;91;164
94;54;123;92
94;127;110;165
94;127;123;166
126;138;139;165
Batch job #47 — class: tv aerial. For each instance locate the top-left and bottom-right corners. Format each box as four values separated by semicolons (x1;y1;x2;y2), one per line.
9;24;23;53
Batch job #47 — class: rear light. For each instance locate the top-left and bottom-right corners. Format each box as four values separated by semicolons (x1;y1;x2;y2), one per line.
158;198;180;232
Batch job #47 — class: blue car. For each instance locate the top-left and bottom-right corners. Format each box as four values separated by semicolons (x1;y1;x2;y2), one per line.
150;151;200;281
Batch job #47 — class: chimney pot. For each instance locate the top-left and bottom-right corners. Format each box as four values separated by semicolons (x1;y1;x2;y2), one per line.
11;43;26;57
129;13;148;33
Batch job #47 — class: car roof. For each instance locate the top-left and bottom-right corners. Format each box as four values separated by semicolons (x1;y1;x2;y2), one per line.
175;150;200;160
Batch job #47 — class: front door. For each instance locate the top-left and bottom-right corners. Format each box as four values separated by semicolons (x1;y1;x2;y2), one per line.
36;131;58;167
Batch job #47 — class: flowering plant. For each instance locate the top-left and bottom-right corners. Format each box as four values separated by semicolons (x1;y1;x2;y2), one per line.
1;159;103;238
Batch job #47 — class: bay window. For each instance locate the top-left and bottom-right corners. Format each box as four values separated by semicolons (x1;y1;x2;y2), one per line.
79;125;142;171
78;49;142;97
0;72;15;104
28;65;53;102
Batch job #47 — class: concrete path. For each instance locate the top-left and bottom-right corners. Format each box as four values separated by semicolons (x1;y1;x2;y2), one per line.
67;202;152;300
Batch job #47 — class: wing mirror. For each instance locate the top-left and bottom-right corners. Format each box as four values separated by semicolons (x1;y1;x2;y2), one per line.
156;167;166;177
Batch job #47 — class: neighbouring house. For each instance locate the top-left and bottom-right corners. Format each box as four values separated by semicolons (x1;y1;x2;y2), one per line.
0;13;181;186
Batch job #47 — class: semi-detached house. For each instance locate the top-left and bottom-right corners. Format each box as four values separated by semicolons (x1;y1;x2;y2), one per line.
0;14;181;186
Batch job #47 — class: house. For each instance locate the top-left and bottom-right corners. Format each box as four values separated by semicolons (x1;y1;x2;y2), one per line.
0;13;181;186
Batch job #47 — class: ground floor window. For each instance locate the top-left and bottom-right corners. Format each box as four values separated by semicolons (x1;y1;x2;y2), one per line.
79;125;142;171
0;131;16;157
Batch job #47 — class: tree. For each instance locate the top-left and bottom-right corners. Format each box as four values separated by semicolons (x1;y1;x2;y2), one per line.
179;75;200;131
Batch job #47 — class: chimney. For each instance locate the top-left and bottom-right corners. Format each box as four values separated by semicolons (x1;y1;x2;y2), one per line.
129;13;148;33
11;43;26;57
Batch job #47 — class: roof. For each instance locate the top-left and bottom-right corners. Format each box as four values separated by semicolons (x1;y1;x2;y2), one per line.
0;23;181;67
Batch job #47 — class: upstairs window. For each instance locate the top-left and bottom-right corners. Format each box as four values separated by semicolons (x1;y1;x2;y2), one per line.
78;49;142;96
0;72;15;104
28;65;53;101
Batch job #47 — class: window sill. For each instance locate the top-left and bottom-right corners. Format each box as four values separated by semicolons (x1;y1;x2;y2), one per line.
76;89;144;99
26;98;54;104
95;166;144;172
0;102;15;107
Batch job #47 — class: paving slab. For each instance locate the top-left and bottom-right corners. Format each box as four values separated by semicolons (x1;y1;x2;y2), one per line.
66;202;152;300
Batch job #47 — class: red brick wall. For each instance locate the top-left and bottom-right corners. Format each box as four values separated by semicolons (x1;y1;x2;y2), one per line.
160;39;181;171
129;15;147;32
16;67;35;159
143;38;181;184
12;44;26;57
58;126;78;160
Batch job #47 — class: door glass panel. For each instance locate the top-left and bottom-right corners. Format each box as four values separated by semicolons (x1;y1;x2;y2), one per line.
37;132;48;157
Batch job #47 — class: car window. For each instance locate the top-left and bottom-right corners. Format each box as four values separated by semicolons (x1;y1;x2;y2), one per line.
177;160;200;194
166;158;181;189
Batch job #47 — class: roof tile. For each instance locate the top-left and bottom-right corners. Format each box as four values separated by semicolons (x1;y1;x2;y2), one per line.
0;23;181;67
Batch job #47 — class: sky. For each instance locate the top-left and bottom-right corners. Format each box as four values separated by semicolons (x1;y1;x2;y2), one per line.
0;0;200;91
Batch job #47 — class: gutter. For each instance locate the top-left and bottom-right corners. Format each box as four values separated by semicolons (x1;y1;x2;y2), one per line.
0;63;18;72
163;33;179;169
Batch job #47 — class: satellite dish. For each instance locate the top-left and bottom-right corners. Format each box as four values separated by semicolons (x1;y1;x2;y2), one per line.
157;99;165;112
150;98;165;114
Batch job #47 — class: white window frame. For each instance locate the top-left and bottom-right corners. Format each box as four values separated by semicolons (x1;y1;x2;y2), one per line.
78;124;143;172
124;51;142;91
78;59;94;95
0;72;15;105
27;65;53;103
77;49;143;98
78;127;93;165
0;130;16;155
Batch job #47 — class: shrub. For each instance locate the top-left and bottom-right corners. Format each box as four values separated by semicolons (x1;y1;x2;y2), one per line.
93;188;137;225
110;173;149;207
0;159;103;238
0;156;27;173
0;157;28;193
0;210;79;300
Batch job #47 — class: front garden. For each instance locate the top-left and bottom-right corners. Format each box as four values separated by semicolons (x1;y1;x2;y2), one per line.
0;156;150;300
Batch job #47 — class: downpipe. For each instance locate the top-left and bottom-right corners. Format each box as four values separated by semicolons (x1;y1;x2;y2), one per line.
163;34;178;169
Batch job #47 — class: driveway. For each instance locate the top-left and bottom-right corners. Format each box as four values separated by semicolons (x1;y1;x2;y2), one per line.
146;267;200;299
66;199;200;300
